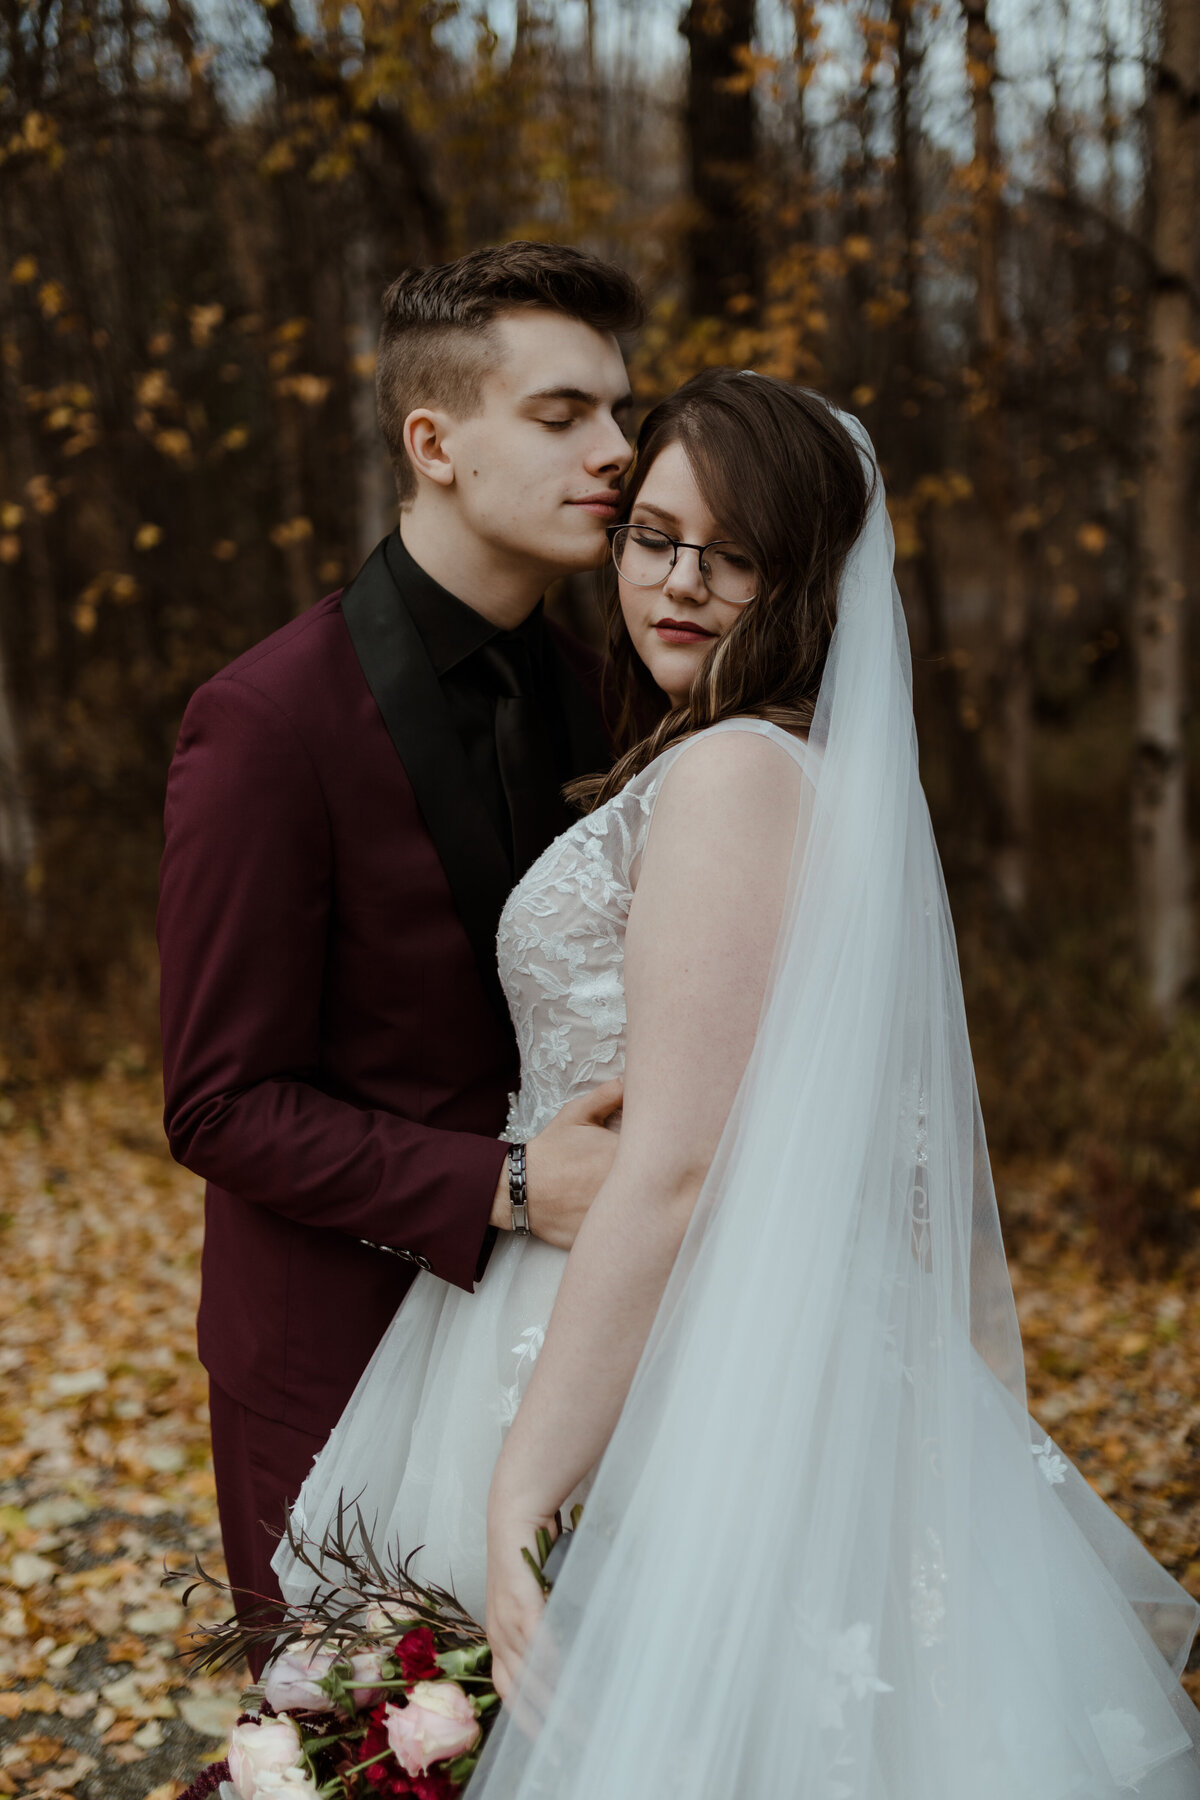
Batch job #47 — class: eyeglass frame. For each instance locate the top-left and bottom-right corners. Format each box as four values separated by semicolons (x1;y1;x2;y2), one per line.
605;522;758;606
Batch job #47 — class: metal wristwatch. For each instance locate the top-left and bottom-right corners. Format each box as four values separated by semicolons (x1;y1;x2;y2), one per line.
508;1140;531;1234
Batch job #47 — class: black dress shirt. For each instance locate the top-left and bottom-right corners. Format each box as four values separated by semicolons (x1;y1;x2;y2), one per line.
384;530;575;876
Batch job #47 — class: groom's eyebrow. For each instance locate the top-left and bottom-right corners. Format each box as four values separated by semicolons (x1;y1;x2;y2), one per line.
525;384;634;413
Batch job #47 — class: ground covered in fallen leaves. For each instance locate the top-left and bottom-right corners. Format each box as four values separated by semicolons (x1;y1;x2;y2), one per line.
1;1073;1198;1798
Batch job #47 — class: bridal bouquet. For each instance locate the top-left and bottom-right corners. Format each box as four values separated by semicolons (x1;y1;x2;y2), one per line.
170;1511;568;1799
178;1609;496;1799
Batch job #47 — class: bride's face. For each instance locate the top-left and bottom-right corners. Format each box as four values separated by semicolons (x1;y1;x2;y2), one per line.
616;440;755;705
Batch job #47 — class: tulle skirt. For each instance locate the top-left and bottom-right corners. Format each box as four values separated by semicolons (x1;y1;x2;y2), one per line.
274;1228;1200;1797
274;1232;587;1624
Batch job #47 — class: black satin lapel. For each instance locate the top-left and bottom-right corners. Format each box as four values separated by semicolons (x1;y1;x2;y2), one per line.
340;542;513;1025
550;641;612;781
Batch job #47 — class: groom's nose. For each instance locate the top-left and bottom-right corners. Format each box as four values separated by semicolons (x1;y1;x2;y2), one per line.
585;416;634;478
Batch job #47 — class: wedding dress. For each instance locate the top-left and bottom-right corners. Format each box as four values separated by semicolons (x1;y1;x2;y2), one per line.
274;729;696;1622
276;407;1200;1798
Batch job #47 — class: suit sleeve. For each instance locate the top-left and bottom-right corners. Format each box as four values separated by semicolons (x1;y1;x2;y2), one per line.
157;676;506;1291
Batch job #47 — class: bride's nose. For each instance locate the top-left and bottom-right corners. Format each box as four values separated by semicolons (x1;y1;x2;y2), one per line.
661;546;708;607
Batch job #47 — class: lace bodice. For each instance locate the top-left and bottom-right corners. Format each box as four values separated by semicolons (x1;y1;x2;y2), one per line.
497;719;809;1142
497;758;663;1141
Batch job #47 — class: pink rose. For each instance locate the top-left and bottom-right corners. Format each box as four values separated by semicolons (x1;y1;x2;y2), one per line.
363;1600;421;1632
263;1641;388;1715
262;1643;338;1712
384;1681;482;1776
228;1714;312;1799
342;1646;389;1710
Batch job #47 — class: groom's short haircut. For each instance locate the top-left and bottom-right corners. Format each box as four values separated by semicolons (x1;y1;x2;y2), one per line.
377;241;644;503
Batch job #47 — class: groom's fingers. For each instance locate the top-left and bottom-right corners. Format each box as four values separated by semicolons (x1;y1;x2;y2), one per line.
521;1081;624;1250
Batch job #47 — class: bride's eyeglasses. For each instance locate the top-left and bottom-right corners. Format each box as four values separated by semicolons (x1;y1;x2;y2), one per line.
606;523;758;606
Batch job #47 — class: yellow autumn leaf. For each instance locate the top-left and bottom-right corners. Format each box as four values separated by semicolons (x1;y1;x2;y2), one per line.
134;524;162;551
37;280;67;318
25;474;57;514
136;369;170;408
277;373;331;406
189;303;225;347
11;255;38;284
270;516;314;548
154;429;192;461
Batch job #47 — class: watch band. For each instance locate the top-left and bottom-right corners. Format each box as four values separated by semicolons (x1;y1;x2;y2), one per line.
508;1140;531;1235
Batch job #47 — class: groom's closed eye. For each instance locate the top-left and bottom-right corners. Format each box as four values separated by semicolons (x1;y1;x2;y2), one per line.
524;384;634;437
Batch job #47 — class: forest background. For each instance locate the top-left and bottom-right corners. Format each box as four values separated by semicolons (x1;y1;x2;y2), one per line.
1;0;1200;1791
0;0;1198;1250
2;0;1200;1261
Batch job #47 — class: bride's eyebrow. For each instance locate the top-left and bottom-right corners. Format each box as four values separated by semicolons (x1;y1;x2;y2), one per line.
630;502;679;525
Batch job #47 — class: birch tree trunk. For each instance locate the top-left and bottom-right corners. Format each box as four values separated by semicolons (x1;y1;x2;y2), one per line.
961;0;1032;914
1132;0;1199;1022
891;0;1002;868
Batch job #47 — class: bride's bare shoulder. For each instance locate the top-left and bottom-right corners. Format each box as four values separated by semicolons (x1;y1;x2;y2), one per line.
649;721;810;837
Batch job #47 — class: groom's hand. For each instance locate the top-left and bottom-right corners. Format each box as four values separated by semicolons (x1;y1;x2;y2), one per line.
490;1079;623;1250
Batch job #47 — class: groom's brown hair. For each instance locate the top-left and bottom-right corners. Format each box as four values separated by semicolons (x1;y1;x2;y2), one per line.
377;241;644;504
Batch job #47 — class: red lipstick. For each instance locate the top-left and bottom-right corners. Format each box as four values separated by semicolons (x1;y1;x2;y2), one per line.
654;618;718;645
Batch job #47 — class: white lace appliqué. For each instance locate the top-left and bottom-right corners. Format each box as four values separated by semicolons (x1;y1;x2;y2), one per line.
1031;1435;1068;1485
497;777;658;1141
495;1324;546;1429
1089;1705;1149;1789
910;1527;948;1647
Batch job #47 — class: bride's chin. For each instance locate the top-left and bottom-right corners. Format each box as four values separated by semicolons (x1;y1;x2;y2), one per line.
640;655;693;707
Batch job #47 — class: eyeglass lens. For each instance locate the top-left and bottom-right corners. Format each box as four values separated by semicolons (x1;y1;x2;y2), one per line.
611;526;756;605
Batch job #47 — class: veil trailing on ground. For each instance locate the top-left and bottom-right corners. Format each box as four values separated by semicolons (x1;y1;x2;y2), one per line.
470;410;1200;1799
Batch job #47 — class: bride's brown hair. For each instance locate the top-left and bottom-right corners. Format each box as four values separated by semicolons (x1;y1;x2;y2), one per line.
570;369;874;811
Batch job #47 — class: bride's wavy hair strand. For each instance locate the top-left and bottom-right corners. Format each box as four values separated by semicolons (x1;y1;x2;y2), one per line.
570;369;874;811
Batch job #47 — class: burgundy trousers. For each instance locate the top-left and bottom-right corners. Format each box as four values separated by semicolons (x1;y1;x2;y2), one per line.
208;1379;328;1679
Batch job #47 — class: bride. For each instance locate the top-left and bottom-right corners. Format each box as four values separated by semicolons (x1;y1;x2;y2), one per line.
276;369;1200;1797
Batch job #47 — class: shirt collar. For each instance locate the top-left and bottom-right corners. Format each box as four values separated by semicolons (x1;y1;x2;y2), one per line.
385;528;545;677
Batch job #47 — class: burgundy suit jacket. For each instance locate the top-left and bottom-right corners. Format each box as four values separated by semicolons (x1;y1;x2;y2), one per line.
158;539;608;1435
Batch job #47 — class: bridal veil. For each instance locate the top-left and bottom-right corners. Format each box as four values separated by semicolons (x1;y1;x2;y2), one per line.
470;406;1200;1799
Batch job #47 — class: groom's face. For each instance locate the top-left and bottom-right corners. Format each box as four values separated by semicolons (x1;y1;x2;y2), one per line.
438;309;634;577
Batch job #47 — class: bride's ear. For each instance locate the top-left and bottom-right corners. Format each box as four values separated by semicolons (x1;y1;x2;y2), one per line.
402;408;457;490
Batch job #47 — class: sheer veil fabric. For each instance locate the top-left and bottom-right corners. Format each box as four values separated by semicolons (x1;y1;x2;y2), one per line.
467;412;1200;1800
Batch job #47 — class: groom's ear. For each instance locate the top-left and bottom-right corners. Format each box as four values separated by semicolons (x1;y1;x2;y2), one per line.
402;407;457;491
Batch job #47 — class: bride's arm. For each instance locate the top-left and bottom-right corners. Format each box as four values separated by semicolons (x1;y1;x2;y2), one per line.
485;731;807;1694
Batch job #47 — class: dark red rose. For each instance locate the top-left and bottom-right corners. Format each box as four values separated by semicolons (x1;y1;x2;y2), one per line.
395;1626;441;1683
347;1708;408;1796
345;1699;466;1797
178;1763;231;1800
410;1771;459;1800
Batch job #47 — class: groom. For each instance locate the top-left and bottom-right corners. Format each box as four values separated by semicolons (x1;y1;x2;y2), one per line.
157;242;643;1655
